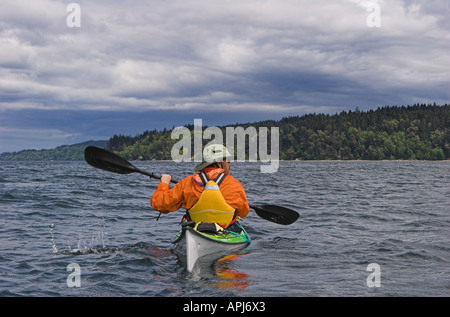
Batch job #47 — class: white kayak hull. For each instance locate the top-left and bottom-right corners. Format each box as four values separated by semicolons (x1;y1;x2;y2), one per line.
172;223;250;272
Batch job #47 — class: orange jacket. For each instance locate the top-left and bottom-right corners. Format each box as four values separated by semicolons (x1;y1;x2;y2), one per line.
150;168;250;218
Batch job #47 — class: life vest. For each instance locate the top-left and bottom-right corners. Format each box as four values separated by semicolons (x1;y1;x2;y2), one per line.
188;172;236;228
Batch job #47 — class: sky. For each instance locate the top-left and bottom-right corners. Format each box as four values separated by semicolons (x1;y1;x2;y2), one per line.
1;0;449;153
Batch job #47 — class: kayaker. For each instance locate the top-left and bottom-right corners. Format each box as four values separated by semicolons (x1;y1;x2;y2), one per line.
150;144;250;229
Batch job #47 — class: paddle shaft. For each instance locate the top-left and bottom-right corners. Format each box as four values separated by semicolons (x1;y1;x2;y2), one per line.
133;167;181;184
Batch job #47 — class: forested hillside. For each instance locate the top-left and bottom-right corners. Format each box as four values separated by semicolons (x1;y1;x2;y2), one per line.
0;140;107;161
106;104;449;161
1;104;447;161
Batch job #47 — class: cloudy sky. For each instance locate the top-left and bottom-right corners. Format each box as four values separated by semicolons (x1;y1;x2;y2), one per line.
1;0;449;152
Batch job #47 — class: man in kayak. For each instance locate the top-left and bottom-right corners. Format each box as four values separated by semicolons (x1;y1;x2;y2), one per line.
151;144;250;229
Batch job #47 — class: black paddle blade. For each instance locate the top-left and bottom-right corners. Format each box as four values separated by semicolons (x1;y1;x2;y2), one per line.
250;204;299;225
84;146;136;175
84;146;181;182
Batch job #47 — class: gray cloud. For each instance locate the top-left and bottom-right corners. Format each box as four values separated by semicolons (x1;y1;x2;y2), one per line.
1;0;449;151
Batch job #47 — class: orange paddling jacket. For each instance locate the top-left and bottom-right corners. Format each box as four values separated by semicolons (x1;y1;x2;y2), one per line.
150;168;249;227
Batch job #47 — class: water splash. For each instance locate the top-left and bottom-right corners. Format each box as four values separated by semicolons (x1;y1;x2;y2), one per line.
49;216;107;255
49;224;58;254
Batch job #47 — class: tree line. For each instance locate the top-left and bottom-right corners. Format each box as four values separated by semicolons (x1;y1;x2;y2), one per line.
1;104;448;161
106;104;449;161
0;140;107;161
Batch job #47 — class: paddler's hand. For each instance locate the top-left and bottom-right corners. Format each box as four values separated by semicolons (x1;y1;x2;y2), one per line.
160;174;171;185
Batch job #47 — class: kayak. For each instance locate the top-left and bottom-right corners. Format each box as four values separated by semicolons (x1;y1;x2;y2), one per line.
171;221;251;272
171;222;251;272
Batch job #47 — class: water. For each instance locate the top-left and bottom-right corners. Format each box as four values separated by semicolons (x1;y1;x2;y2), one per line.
0;160;449;297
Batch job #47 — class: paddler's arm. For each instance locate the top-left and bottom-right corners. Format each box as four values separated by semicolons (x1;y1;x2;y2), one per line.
150;174;184;214
234;190;250;218
221;176;250;218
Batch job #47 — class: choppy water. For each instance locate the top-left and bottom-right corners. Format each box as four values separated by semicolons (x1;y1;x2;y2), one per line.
0;160;449;297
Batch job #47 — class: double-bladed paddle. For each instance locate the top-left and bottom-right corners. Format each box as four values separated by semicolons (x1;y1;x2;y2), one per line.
84;145;182;183
84;146;299;225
